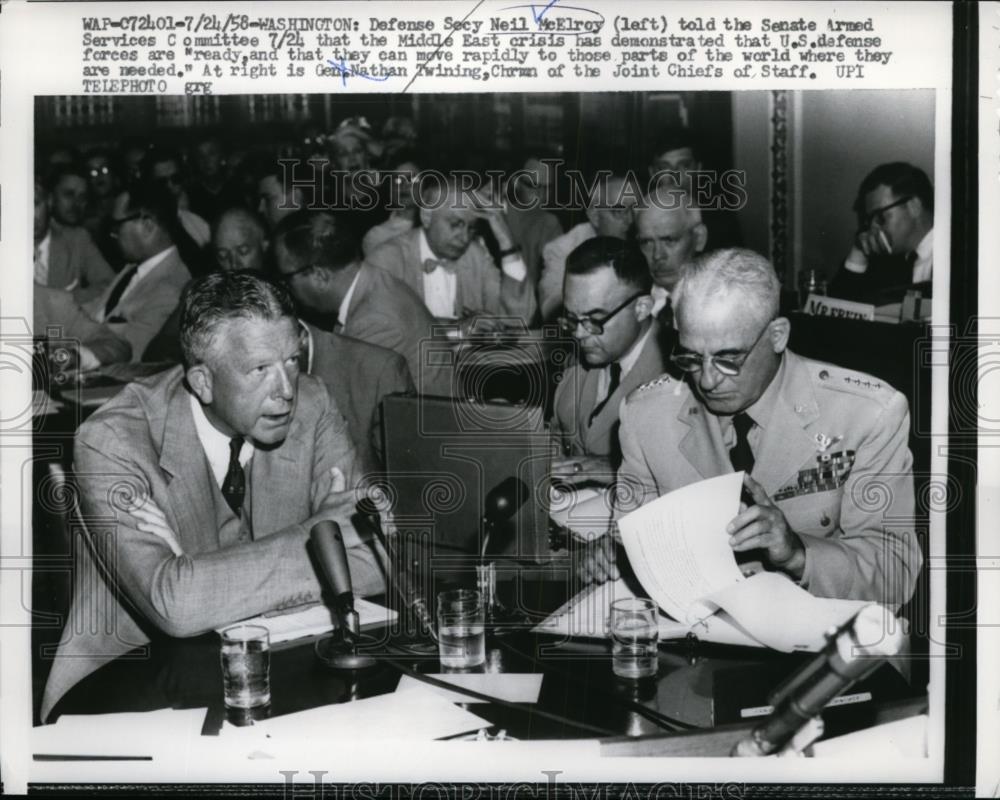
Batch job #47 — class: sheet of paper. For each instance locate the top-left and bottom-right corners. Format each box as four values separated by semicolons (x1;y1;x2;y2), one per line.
215;599;397;644
548;485;613;541
394;673;543;704
617;471;746;623
532;578;690;640
32;708;207;759
694;571;872;652
256;687;490;741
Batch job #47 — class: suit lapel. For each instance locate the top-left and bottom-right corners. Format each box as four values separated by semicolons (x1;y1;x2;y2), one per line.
678;388;729;479
158;382;218;553
752;353;821;493
250;414;307;538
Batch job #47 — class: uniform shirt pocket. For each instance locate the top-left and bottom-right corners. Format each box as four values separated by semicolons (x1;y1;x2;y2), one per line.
775;488;841;537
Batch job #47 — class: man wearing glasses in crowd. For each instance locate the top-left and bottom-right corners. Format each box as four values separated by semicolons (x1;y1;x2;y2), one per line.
830;162;934;304
549;237;669;486
584;248;921;606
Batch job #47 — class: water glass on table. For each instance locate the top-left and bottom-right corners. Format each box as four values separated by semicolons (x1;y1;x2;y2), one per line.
220;624;271;712
437;589;486;669
610;598;659;680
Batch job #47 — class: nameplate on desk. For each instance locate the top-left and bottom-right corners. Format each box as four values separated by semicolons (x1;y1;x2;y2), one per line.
804;295;875;321
739;691;873;719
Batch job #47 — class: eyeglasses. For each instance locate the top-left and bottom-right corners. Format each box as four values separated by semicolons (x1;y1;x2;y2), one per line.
109;213;142;237
862;195;912;229
278;262;317;283
670;318;774;377
557;292;645;336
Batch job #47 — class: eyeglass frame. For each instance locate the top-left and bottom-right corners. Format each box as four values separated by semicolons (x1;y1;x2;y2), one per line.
862;195;913;229
277;262;318;283
557;291;646;336
109;212;143;237
669;317;776;377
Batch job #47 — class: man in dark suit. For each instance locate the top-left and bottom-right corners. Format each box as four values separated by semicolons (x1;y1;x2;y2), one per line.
41;271;386;721
549;237;668;485
366;178;538;331
304;323;415;474
273;210;452;396
83;182;192;361
829;162;934;304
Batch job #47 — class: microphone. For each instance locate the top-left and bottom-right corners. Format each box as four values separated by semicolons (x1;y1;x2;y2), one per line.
309;520;359;639
357;497;437;642
480;476;528;558
733;603;905;757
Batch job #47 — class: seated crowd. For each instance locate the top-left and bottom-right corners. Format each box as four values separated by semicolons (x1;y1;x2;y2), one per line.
35;119;927;720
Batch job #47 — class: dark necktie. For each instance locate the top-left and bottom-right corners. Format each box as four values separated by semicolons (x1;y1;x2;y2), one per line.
589;362;622;426
103;263;140;318
729;412;755;474
222;436;246;517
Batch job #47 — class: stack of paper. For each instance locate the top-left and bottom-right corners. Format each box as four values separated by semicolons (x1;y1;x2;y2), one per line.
216;599;397;644
395;673;543;704
32;708;207;760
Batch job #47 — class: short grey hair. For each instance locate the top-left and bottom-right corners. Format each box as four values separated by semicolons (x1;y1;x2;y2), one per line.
635;185;703;229
179;271;298;367
672;248;780;323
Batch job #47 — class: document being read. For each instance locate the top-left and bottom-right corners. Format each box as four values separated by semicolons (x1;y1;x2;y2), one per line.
616;472;872;653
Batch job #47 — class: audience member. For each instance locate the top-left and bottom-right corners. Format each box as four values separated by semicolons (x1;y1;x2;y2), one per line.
186;135;243;223
366;178;537;331
361;150;423;257
503;154;564;291
34;284;132;369
213;207;270;273
830;162;934;304
37;172;115;304
273;210;451;396
539;174;637;321
85;181;192;360
143;146;211;247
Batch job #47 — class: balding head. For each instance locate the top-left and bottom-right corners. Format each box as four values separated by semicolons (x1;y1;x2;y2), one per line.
418;177;480;261
213;207;269;273
636;189;707;291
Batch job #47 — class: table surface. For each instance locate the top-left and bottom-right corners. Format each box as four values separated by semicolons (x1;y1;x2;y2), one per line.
47;578;923;744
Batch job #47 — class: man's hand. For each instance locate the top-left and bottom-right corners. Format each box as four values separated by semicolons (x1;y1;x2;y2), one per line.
855;227;892;258
473;205;515;250
457;312;507;337
725;475;806;580
128;496;184;556
550;455;614;486
575;532;620;586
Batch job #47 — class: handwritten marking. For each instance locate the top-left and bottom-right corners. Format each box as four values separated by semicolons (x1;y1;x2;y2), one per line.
401;0;486;92
531;0;560;23
325;57;389;87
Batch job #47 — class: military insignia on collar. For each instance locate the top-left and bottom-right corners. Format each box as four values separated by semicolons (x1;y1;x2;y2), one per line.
814;433;842;454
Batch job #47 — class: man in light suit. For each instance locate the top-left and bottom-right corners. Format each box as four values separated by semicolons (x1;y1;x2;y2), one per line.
34;284;131;369
549;237;668;486
41;272;385;721
273;210;452;397
84;182;193;361
589;249;922;605
304;322;415;474
366;178;537;331
35;172;116;305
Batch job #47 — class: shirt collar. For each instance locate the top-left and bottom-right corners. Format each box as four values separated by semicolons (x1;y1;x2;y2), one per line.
418;228;436;263
337;268;362;328
617;320;654;378
189;392;254;487
134;245;177;281
915;227;933;262
742;352;786;431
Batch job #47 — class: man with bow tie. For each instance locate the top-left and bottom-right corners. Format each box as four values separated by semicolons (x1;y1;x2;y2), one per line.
366;178;538;334
587;249;922;606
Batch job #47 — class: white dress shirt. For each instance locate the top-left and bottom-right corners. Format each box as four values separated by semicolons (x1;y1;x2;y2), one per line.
34;232;51;285
595;323;654;404
93;245;177;322
419;229;459;319
337;268;363;328
189;393;254;488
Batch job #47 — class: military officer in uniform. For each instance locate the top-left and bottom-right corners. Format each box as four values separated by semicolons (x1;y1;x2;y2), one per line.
588;248;921;606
